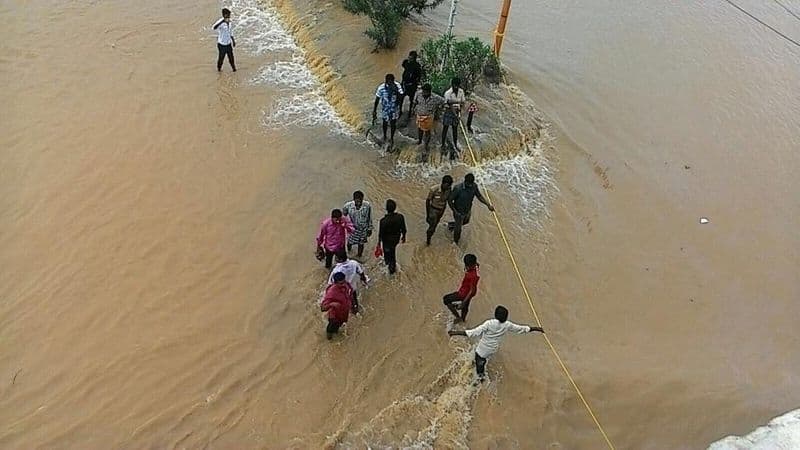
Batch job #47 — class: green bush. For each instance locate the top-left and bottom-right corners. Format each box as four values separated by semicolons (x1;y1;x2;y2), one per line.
420;35;500;94
341;0;367;13
363;0;405;49
341;0;444;49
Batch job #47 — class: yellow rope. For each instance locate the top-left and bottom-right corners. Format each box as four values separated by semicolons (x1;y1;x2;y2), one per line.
457;117;616;450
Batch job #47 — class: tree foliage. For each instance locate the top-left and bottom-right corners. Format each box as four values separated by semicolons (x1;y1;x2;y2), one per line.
341;0;445;49
419;35;501;95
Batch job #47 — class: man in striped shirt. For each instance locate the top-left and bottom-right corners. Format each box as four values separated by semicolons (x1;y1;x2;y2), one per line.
213;8;236;72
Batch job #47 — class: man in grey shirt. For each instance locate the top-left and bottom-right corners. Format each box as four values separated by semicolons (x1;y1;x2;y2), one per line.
447;173;494;244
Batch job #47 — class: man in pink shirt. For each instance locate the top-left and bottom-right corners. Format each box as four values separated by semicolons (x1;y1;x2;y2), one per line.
316;209;354;269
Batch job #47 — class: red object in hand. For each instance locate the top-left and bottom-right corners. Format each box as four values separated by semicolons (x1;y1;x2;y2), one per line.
374;245;383;258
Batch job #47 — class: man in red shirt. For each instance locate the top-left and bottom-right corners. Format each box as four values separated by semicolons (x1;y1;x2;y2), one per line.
321;272;353;340
443;254;480;322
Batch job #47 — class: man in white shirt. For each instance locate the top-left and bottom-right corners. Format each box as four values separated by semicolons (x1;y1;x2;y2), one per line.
448;305;544;381
212;8;237;72
441;77;466;160
328;250;369;313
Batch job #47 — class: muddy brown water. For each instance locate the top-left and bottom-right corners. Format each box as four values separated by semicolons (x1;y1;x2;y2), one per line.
1;0;798;448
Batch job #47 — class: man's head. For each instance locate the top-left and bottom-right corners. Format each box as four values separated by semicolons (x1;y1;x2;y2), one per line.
441;174;453;190
494;305;509;323
463;253;478;269
353;190;364;207
386;199;397;213
331;208;343;223
336;250;348;263
464;173;475;187
222;8;231;18
409;51;418;61
333;271;346;285
422;83;432;98
451;77;461;90
385;73;395;84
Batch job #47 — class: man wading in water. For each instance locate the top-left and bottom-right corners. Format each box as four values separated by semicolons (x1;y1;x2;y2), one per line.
449;305;544;382
328;250;368;314
447;173;495;244
212;8;236;72
413;84;445;160
442;254;480;322
316;209;354;269
377;199;406;275
342;191;372;258
321;272;353;340
425;175;453;245
372;74;404;150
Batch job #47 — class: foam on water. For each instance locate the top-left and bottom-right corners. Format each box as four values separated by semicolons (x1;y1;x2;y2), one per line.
709;409;800;449
330;346;482;449
251;58;316;90
263;92;350;130
391;124;558;229
230;0;296;55
227;0;352;134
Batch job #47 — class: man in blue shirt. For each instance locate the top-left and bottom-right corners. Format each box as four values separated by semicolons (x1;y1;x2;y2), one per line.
372;74;404;149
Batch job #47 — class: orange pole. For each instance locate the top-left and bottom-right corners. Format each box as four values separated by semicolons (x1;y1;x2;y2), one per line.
493;0;512;57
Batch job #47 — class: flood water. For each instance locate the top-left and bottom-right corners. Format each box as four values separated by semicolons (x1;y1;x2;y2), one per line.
1;0;798;448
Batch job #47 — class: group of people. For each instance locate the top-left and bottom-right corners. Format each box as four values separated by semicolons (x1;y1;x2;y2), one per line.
372;51;478;160
212;8;545;382
314;174;544;381
213;9;475;161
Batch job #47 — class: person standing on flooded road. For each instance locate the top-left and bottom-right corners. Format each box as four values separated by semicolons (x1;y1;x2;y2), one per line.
212;8;237;72
372;74;404;149
377;199;406;275
448;305;544;381
400;51;423;121
342;190;372;258
414;84;445;159
316;209;354;269
425;175;453;245
447;173;494;244
441;77;466;159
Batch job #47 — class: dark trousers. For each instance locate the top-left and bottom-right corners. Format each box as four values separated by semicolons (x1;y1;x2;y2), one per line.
466;110;475;131
324;249;335;269
402;84;417;114
475;352;487;377
383;242;398;274
426;207;445;243
443;292;471;321
451;210;471;244
217;43;236;71
323;247;344;269
326;318;343;336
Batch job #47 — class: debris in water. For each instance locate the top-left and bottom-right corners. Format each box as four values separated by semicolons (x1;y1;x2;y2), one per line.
700;217;710;224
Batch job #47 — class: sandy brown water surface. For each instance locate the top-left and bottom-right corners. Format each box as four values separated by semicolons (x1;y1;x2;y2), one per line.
2;0;799;448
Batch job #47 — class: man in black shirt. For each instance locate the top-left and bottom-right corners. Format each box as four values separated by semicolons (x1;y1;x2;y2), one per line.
447;173;495;244
400;51;423;120
378;199;407;274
